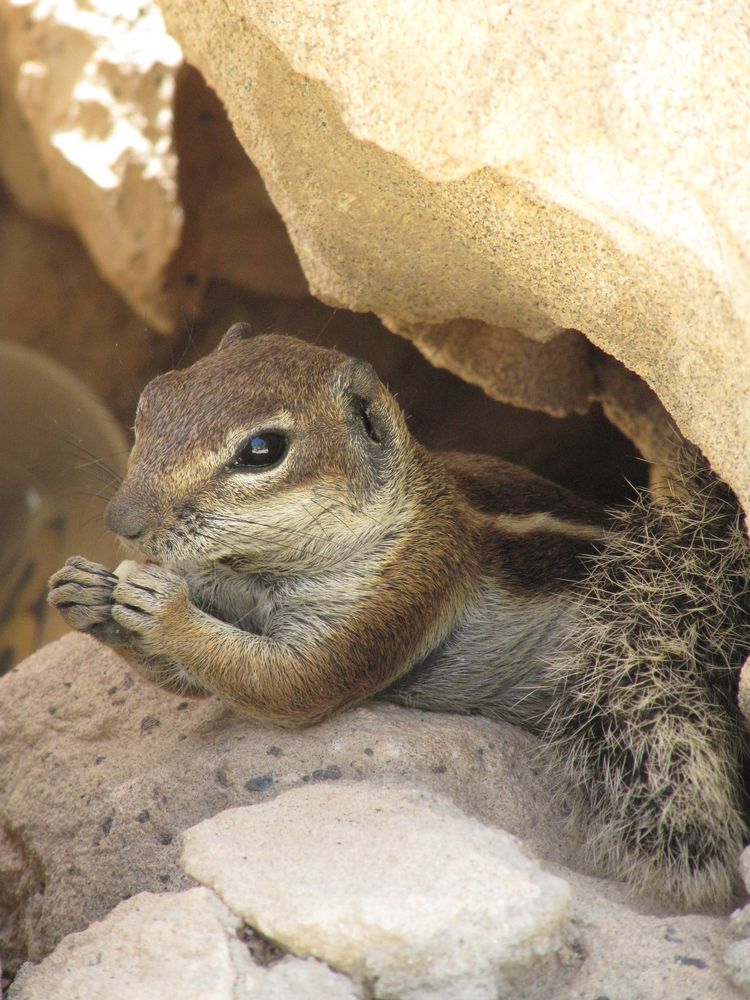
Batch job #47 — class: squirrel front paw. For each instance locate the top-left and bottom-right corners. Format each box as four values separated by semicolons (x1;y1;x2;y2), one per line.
110;561;190;655
48;556;129;645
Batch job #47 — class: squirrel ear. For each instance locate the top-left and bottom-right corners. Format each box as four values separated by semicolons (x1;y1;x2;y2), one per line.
339;358;381;401
337;358;391;445
218;322;253;350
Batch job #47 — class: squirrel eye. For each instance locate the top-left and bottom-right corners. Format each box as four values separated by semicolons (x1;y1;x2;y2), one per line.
231;432;287;470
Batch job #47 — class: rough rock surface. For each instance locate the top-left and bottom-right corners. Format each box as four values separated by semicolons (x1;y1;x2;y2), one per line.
173;66;308;303
158;0;750;513
182;784;572;1000
183;786;744;1000
0;632;576;974
0;1;307;331
1;0;183;330
8;887;362;1000
0;634;744;998
726;905;750;996
183;786;742;1000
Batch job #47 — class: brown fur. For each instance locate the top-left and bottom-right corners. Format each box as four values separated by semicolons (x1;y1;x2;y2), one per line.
48;328;750;908
52;332;596;726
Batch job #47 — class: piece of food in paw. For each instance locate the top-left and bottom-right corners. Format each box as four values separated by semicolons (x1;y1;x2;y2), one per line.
113;560;143;582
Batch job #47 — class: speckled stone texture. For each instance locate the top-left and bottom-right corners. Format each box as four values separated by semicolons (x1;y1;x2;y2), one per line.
0;632;575;974
0;634;745;998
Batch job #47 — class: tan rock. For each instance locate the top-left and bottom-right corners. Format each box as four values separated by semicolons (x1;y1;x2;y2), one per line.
182;784;573;1000
0;635;741;998
0;191;174;423
0;31;61;225
0;5;307;332
172;66;308;302
1;0;184;330
158;0;750;513
0;632;576;974
8;887;362;1000
403;320;595;419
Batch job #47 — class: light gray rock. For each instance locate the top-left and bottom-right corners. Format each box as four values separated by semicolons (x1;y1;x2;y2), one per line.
182;783;573;1000
9;888;252;999
182;784;744;1000
569;879;737;1000
725;904;750;995
8;887;361;1000
248;956;364;999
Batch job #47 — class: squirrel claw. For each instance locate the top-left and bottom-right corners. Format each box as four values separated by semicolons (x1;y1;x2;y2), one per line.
48;555;117;633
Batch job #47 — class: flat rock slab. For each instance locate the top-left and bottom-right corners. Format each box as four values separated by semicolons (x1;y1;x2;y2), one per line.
182;784;572;999
8;887;361;1000
181;785;745;1000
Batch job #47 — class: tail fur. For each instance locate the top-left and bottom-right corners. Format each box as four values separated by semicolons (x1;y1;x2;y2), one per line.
542;450;750;908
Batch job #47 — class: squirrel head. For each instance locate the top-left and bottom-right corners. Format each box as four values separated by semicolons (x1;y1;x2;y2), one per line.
105;330;414;572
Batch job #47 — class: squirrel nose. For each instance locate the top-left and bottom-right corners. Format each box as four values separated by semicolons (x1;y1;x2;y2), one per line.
105;492;150;541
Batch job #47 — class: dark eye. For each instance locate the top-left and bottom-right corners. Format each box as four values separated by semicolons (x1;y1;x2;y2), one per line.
231;432;288;469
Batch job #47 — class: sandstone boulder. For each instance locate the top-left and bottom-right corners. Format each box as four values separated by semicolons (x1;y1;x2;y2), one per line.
5;0;739;505
157;0;750;513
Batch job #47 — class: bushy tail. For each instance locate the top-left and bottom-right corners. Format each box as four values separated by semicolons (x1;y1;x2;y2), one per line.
541;450;750;908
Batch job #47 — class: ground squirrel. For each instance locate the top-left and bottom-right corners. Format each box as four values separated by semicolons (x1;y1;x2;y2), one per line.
48;324;750;908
